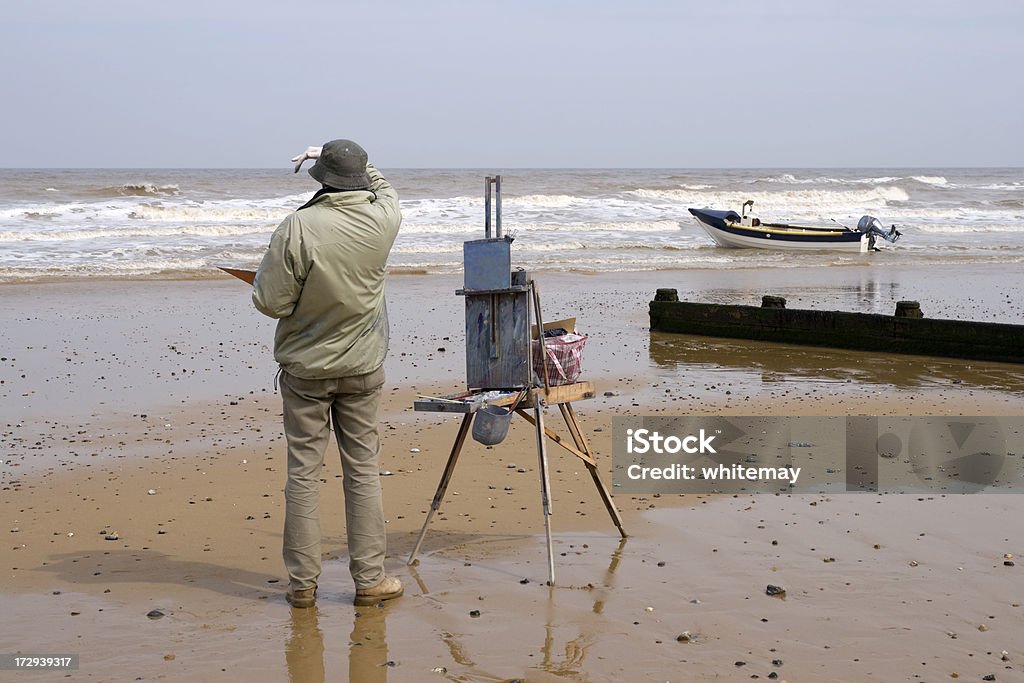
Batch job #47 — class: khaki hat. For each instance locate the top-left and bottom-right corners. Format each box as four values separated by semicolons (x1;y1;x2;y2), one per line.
308;139;370;190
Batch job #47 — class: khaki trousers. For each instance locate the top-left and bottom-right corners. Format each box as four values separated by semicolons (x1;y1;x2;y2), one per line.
279;366;386;591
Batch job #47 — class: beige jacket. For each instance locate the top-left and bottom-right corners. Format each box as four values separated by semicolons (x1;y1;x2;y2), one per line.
252;164;401;379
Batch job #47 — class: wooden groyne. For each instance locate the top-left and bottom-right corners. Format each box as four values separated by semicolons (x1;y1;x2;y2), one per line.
649;289;1024;364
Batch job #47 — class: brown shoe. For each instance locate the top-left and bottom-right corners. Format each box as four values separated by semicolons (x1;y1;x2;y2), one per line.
354;576;403;606
286;586;317;609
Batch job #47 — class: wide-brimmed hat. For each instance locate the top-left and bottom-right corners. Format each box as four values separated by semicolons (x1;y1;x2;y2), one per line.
308;139;370;190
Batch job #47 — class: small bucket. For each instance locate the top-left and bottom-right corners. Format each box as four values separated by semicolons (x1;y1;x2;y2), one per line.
472;404;513;446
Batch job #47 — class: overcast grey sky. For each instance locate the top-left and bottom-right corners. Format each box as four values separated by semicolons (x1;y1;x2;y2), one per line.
1;0;1021;168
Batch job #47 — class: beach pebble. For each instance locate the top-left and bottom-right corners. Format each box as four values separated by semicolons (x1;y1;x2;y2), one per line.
147;489;157;495
105;533;119;541
675;632;692;643
909;560;919;567
431;667;448;674
410;448;420;453
765;584;786;597
469;610;481;618
146;609;165;620
982;676;995;681
380;470;394;476
772;659;783;666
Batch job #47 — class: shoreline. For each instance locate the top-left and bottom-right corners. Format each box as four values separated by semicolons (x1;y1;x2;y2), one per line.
0;254;1022;291
2;266;1023;680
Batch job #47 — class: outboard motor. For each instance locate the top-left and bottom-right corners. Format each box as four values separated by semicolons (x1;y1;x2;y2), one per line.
857;215;902;249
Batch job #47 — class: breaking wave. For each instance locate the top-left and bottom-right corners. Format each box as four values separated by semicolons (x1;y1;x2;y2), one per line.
633;186;911;214
93;183;182;197
0;224;271;243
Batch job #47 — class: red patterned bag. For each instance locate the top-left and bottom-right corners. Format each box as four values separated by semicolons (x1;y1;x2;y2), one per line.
532;333;588;386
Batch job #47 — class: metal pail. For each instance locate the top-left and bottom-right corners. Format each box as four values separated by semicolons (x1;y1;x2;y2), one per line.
472;404;513;445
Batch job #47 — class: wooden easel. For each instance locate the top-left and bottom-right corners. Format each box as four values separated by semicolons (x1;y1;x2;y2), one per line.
408;380;626;585
409;176;624;584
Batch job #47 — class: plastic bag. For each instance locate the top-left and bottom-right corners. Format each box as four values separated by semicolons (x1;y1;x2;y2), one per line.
532;333;587;386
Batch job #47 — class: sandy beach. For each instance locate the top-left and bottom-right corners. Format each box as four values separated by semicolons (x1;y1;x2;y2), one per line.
3;265;1024;682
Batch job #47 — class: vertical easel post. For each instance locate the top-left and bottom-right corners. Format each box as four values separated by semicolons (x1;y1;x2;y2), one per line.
484;175;503;239
533;398;556;586
484;177;492;239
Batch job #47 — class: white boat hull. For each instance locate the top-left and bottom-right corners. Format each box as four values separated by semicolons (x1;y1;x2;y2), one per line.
691;214;870;253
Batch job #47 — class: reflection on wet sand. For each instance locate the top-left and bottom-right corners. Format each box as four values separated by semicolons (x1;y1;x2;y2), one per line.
403;540;626;679
695;277;907;317
349;607;390;682
649;331;1024;392
285;608;324;683
538;538;626;679
284;603;390;683
591;537;626;615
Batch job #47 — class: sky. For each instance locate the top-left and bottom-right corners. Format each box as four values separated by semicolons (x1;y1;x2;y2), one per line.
1;0;1021;168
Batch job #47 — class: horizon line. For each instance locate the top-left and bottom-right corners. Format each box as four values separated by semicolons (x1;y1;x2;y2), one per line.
2;165;1023;171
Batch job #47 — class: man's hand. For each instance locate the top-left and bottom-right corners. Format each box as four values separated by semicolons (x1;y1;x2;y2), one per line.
291;146;322;173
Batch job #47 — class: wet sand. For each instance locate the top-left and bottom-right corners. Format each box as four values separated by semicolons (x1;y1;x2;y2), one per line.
2;265;1023;681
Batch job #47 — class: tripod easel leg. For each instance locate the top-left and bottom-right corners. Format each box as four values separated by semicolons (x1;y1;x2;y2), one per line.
408;413;473;565
559;402;627;538
533;402;556;586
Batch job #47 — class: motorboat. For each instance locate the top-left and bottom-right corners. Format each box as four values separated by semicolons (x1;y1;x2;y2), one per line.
688;200;902;252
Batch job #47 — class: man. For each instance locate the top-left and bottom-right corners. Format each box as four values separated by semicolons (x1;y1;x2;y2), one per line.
253;139;403;608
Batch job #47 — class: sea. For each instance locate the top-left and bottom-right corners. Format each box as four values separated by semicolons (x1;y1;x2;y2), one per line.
1;167;1022;282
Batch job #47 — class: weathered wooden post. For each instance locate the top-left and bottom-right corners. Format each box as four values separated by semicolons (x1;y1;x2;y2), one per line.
895;301;923;318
